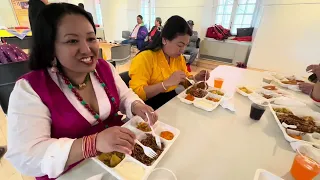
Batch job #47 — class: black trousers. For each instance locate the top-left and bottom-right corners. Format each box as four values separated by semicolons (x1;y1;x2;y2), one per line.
145;91;177;110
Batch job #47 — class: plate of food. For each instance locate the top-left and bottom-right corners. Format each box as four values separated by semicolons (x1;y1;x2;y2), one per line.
236;86;254;96
178;84;224;111
254;89;282;102
93;116;180;180
262;85;278;91
269;104;320;147
271;74;305;92
193;93;223;111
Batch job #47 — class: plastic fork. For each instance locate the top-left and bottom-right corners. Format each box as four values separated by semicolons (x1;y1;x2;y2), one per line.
185;77;194;85
135;139;157;159
145;112;162;149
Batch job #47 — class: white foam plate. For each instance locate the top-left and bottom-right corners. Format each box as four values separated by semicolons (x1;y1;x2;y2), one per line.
93;116;180;180
178;86;224;111
236;86;254;97
253;169;283;180
269;104;320;147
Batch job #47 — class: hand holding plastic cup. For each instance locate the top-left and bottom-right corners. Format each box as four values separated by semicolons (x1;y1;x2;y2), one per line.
290;145;320;180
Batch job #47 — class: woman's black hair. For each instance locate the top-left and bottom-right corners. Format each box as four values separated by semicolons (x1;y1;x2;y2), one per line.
141;15;192;53
29;3;96;70
137;15;143;20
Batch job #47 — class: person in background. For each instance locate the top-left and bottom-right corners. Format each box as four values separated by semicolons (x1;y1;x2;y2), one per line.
129;15;209;110
5;3;157;179
121;15;148;50
78;3;93;21
306;64;320;105
146;17;162;44
299;64;319;95
184;20;199;72
28;0;48;32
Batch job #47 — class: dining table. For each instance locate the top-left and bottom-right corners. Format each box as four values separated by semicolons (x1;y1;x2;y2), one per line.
58;65;320;180
99;42;119;60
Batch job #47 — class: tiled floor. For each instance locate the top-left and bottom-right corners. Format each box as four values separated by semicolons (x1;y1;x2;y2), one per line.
0;58;217;180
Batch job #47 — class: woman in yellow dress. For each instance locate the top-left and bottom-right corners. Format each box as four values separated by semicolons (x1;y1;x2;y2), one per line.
129;15;209;109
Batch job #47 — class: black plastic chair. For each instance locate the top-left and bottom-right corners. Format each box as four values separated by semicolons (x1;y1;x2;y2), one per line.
0;82;15;114
0;60;30;114
0;60;30;84
119;71;130;88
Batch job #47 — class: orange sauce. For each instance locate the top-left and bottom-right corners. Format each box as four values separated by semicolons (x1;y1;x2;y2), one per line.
214;78;224;89
288;134;302;140
290;154;320;180
160;131;174;140
185;94;195;101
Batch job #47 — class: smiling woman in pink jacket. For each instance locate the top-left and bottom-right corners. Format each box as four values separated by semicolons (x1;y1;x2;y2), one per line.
5;3;157;179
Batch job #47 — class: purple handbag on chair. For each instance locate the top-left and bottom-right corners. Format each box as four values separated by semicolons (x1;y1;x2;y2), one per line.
0;44;28;64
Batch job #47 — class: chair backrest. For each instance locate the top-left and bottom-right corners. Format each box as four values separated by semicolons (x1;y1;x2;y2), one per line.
0;60;30;84
119;71;131;87
2;37;33;50
0;82;15;114
122;31;131;40
111;45;131;65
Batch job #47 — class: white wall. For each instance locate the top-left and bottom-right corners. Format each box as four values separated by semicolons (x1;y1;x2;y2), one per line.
0;0;18;27
248;0;320;76
154;0;218;39
100;0;139;42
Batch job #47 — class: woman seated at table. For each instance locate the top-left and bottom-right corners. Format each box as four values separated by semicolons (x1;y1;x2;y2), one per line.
5;3;157;180
143;17;163;48
129;15;209;110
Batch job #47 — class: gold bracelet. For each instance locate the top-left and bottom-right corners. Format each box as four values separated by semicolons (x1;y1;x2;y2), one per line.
162;82;167;91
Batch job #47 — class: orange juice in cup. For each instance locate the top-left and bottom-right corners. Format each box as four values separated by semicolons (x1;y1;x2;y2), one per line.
214;78;224;89
290;146;320;180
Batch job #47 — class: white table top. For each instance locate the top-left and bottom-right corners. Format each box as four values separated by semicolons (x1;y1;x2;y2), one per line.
58;65;320;180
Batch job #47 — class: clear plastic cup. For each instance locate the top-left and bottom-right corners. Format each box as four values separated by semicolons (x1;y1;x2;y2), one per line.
147;168;177;180
214;78;224;89
290;145;320;180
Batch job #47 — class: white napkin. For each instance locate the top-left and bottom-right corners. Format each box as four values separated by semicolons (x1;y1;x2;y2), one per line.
86;173;104;180
220;98;236;112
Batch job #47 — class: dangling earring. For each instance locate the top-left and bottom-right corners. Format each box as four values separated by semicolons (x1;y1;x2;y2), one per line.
51;57;58;73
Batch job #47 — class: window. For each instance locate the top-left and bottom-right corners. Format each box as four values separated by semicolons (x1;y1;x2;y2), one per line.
215;0;258;34
95;0;103;26
141;0;155;30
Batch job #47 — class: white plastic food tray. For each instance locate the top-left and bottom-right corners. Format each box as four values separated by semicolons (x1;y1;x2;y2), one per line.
253;169;283;180
269;104;320;147
92;116;180;180
236;86;255;97
270;74;304;92
254;89;282;102
178;86;224;111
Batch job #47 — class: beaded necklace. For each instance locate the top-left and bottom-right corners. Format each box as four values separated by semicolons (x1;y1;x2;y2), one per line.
59;71;119;129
